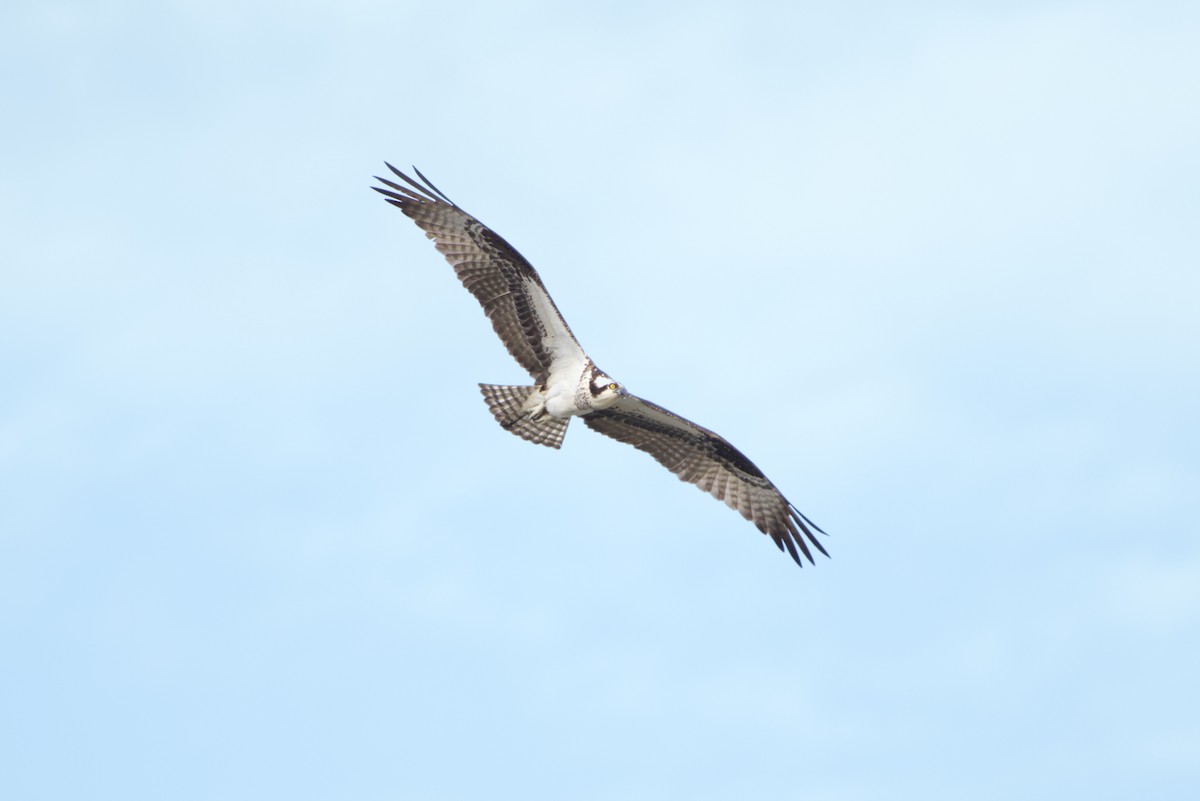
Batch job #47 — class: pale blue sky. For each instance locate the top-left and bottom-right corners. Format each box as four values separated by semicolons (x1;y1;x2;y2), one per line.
2;2;1198;799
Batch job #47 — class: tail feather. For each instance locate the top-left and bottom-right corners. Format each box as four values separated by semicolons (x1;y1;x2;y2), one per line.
478;384;570;449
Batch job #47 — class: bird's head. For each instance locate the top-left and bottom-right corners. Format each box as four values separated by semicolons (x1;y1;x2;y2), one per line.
589;370;627;409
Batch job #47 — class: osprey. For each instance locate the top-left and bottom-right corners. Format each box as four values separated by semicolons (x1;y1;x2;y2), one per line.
373;164;829;566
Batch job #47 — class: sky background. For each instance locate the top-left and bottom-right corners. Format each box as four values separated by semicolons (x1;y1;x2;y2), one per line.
2;1;1198;799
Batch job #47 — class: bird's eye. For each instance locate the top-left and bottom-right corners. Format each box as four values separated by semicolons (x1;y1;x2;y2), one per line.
608;383;618;391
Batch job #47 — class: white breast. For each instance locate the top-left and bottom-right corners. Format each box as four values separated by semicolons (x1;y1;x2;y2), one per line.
543;354;590;418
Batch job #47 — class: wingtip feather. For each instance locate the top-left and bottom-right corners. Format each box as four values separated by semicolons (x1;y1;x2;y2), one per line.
788;504;830;560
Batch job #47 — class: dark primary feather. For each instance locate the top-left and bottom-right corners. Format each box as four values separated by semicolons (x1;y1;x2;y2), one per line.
584;395;828;566
372;163;580;384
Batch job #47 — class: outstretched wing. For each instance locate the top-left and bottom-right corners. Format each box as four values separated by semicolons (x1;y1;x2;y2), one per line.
373;164;585;384
584;395;828;566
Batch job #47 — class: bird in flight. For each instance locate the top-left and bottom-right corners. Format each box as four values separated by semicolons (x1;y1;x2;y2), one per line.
373;164;829;566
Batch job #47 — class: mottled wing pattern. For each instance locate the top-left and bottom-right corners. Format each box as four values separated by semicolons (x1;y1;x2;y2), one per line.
372;164;584;384
584;395;828;566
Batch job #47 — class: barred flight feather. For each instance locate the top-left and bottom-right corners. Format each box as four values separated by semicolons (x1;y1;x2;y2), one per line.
372;164;584;385
583;395;827;566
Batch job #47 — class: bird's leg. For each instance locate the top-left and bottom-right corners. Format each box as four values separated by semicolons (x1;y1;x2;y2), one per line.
519;385;550;422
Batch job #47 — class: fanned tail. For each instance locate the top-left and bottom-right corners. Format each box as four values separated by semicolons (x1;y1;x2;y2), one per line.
478;384;570;449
